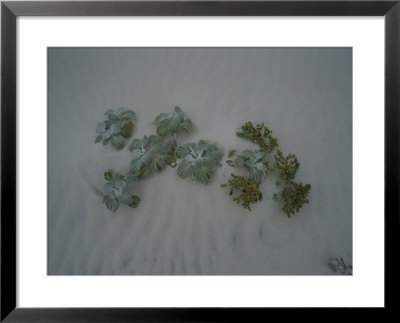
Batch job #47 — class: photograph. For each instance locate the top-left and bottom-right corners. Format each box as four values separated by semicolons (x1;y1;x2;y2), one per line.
47;47;352;276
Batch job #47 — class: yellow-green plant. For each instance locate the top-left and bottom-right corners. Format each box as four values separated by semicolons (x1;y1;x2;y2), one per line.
223;121;311;216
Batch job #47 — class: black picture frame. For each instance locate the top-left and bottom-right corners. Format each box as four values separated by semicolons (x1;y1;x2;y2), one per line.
1;1;398;321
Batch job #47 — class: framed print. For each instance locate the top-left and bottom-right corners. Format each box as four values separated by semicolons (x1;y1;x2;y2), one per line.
1;1;399;321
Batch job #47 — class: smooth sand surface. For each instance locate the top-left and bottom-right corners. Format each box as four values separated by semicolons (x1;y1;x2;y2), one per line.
48;48;352;275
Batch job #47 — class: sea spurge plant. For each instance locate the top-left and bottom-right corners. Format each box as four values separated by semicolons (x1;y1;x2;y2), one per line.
95;107;136;149
129;134;166;179
223;173;263;211
154;106;194;138
236;121;278;153
102;171;140;212
279;182;311;217
274;150;299;183
175;140;223;185
223;121;311;216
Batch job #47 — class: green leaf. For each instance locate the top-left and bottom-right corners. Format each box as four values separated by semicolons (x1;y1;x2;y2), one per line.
138;166;152;179
120;121;133;138
119;192;134;205
234;156;246;168
126;175;139;189
129;138;143;151
195;165;213;185
111;135;125;149
177;161;192;179
104;171;113;181
95;135;103;143
105;197;120;212
96;122;107;134
103;181;114;195
151;157;166;172
248;169;264;183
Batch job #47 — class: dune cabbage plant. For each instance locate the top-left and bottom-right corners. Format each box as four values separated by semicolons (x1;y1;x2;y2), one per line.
95;107;136;149
154;106;193;138
128;134;166;179
175;140;223;185
228;150;269;184
102;171;140;212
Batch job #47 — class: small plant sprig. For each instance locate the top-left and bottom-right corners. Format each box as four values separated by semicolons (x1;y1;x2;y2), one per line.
102;171;140;212
328;257;352;275
176;140;223;185
128;134;166;179
222;173;263;211
95;107;136;149
236;121;278;153
279;182;311;217
154;106;193;138
273;150;300;184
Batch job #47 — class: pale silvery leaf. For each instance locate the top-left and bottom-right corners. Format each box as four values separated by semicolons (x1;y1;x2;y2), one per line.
195;165;213;185
129;135;165;176
115;107;136;120
248;169;264;184
234;156;246;168
176;140;223;185
184;155;196;162
106;198;120;212
126;175;139;189
95;108;135;149
129;138;143;151
130;159;144;174
115;179;126;191
232;149;269;184
131;149;144;159
241;150;255;159
110;121;123;135
103;181;114;195
96;122;107;134
111;135;125;149
177;161;192;179
102;170;141;212
256;162;266;171
154;106;194;137
119;192;134;205
151;157;166;173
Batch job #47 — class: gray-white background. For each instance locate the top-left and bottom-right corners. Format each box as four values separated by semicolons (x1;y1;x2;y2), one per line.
48;47;352;275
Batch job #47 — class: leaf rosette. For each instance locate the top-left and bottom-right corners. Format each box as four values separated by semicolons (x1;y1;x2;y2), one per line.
102;171;140;212
95;107;136;149
128;134;166;179
154;106;193;137
231;150;268;184
175;140;223;185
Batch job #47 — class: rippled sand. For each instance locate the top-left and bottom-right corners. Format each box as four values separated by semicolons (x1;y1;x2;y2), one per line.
48;48;352;275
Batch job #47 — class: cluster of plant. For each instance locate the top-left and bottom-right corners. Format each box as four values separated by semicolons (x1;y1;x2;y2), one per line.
95;106;223;212
328;257;352;275
222;121;311;217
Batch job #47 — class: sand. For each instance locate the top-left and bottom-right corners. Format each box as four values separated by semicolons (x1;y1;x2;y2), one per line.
48;47;352;275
